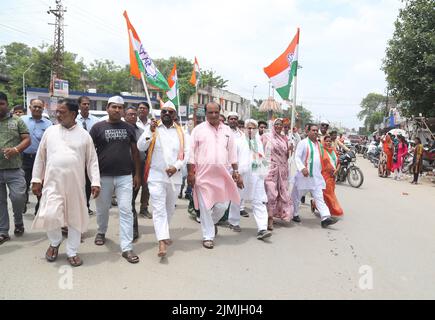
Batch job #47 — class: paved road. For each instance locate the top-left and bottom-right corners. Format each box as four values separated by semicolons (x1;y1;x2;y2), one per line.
1;156;434;299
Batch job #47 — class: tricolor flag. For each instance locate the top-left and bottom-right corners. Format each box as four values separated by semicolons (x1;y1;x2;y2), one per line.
166;63;179;106
264;28;299;101
123;11;170;91
189;56;201;87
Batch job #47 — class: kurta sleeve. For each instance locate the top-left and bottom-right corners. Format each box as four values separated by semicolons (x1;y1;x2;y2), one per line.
188;128;196;165
85;134;100;187
228;130;238;165
137;127;152;152
31;128;48;184
295;140;307;172
174;131;190;171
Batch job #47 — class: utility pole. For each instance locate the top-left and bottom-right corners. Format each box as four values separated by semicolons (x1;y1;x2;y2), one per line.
48;0;66;79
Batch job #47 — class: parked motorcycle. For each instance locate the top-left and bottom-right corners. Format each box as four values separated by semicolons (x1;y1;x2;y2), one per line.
337;150;364;188
402;144;435;173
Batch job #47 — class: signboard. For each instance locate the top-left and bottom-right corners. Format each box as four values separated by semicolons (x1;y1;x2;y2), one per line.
52;78;69;97
179;105;187;117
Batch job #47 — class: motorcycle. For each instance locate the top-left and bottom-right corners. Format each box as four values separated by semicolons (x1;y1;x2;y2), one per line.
337;150;364;188
402;144;435;173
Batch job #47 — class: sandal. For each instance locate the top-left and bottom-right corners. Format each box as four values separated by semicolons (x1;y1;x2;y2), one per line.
158;241;167;257
0;234;10;245
45;244;61;262
14;224;25;236
122;250;140;263
202;240;214;249
163;239;173;246
94;233;105;246
67;255;83;267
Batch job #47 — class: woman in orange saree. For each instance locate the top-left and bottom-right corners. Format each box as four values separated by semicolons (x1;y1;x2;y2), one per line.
383;134;394;177
320;135;343;217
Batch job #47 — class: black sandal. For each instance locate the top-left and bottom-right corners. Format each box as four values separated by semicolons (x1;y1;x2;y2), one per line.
0;234;10;245
14;224;25;236
94;233;105;246
122;250;140;263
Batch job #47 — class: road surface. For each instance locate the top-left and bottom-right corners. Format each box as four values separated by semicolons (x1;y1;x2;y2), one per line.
1;156;434;299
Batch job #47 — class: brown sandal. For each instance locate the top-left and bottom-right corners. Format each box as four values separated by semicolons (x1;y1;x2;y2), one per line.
45;244;61;262
202;240;214;249
67;255;83;267
122;250;140;263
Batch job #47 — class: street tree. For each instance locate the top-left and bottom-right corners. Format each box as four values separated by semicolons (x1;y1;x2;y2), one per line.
382;0;435;117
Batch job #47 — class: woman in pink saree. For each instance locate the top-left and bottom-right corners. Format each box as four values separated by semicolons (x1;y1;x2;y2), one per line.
261;119;293;230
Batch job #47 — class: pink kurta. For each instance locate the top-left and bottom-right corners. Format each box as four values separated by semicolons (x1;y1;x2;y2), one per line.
392;142;408;171
189;121;240;210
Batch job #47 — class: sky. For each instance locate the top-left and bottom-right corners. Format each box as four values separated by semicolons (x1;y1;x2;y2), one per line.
0;0;404;129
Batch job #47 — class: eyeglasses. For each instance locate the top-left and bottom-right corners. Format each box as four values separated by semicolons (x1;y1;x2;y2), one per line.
161;110;175;115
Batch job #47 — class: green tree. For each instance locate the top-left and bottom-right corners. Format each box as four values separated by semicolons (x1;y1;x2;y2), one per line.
199;70;228;89
382;0;435;117
154;56;196;105
0;42;85;106
358;93;389;133
85;60;130;94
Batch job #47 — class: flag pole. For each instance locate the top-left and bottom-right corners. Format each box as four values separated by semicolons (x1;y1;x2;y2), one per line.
289;73;297;157
140;72;155;119
177;85;181;125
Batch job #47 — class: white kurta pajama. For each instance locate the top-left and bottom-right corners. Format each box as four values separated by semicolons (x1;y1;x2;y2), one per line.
31;124;100;257
137;123;189;241
291;138;331;220
229;133;269;232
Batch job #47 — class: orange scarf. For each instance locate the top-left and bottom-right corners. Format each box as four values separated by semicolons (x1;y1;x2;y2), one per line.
143;121;185;182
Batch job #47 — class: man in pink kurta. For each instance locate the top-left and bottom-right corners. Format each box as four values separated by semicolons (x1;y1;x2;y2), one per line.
188;102;242;249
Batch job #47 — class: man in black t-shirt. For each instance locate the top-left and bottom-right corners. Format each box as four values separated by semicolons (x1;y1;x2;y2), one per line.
90;96;141;264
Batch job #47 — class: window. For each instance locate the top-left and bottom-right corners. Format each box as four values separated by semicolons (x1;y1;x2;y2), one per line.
231;102;233;112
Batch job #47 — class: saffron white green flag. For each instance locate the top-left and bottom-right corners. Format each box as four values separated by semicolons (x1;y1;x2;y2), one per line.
123;11;170;91
166;63;179;106
264;28;299;100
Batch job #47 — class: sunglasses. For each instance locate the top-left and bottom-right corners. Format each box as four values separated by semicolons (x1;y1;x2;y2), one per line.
161;110;175;115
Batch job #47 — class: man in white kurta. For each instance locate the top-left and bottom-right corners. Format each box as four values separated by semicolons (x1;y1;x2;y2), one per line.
229;119;272;239
227;112;250;231
137;101;189;257
291;124;338;228
32;100;100;266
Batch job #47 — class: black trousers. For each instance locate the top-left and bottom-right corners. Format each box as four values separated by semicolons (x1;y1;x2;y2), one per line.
85;170;91;209
22;153;40;215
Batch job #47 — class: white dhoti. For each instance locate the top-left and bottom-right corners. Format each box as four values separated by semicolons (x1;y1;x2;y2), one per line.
148;181;179;241
197;191;229;241
47;227;81;258
229;173;268;231
291;186;331;220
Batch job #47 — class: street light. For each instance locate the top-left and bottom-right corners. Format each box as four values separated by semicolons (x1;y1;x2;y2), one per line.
23;62;34;108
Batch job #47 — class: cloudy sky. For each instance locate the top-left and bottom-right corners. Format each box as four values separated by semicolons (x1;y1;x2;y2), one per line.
0;0;403;128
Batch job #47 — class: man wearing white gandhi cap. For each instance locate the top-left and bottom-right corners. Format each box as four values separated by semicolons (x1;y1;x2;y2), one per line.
137;100;189;258
227;112;251;231
229;118;272;239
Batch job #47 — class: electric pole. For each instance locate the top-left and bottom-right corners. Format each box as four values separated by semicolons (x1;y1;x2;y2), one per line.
48;0;66;79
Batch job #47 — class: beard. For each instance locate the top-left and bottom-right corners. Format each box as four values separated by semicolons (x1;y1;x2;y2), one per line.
162;115;172;126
